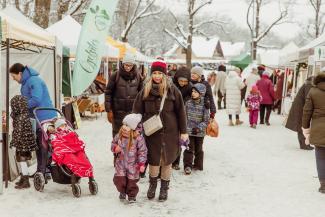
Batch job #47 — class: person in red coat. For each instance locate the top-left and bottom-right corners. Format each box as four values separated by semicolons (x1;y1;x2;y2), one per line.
274;72;284;114
256;71;275;125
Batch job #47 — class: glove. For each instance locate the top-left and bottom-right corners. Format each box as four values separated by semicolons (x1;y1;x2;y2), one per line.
204;98;210;109
191;128;200;135
210;112;215;119
139;165;146;173
114;145;122;153
107;111;113;123
302;128;311;145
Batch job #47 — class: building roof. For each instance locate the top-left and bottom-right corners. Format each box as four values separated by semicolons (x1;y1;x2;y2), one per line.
220;42;246;58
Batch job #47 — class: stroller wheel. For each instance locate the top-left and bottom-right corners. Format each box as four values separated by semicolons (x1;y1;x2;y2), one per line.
89;180;98;195
33;172;45;192
72;184;81;198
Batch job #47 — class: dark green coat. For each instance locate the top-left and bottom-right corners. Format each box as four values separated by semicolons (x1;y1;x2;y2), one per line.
302;74;325;147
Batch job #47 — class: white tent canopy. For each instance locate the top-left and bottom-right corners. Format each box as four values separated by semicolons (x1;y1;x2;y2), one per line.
47;15;119;58
257;49;280;67
279;42;299;66
0;6;56;47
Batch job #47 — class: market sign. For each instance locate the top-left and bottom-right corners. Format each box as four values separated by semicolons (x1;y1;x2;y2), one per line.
72;0;118;96
314;46;325;62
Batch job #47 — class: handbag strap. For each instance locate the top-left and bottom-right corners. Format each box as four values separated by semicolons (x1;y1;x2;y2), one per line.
158;90;168;115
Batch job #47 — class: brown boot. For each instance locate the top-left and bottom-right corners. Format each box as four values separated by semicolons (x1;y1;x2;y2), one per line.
15;174;23;186
235;119;243;125
158;179;169;202
147;176;158;200
319;180;325;193
15;176;30;189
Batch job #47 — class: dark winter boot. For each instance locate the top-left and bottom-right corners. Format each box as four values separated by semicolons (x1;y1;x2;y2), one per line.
265;110;271;126
15;174;24;186
319;180;325;193
147;176;158;200
158;179;170;202
15;176;30;189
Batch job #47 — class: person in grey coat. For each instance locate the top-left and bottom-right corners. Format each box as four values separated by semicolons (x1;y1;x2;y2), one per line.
285;77;314;150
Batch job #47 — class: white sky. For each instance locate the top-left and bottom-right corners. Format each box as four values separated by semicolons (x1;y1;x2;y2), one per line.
157;0;319;40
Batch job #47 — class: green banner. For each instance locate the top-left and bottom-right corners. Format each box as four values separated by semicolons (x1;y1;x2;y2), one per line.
72;0;118;96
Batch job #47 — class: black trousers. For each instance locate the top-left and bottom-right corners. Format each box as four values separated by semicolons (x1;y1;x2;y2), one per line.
315;147;325;181
260;104;272;123
183;136;204;170
298;130;307;149
173;154;181;166
36;128;48;174
229;114;240;120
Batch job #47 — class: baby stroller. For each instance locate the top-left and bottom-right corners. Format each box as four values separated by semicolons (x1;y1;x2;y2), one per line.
32;107;98;198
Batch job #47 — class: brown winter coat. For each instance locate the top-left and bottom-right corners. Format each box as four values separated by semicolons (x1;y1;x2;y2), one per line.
132;84;187;166
105;63;143;135
275;73;284;100
285;77;313;132
302;73;325;147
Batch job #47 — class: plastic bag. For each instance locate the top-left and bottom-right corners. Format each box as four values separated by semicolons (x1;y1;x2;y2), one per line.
206;119;219;138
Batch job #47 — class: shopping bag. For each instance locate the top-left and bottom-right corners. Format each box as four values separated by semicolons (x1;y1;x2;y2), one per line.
206;119;219;138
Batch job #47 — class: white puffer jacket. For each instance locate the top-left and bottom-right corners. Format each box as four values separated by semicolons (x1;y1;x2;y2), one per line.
245;71;260;98
225;71;245;115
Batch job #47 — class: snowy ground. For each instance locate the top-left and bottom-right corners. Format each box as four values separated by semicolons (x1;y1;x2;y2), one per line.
1;110;325;217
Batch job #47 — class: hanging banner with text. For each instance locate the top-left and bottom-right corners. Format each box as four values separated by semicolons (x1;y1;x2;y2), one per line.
72;0;118;96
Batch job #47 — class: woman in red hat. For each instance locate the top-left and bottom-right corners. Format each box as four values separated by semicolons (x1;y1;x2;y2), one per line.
133;60;188;202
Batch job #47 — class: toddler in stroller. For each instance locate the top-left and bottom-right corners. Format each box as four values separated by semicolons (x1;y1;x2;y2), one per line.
33;109;98;198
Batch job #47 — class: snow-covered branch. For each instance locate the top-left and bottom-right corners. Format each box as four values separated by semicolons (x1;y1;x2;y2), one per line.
121;0;162;41
255;10;288;42
246;0;254;36
193;19;225;30
191;0;212;16
163;28;187;48
168;9;188;40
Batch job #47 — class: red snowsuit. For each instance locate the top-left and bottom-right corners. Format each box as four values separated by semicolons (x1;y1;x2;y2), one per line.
50;128;94;178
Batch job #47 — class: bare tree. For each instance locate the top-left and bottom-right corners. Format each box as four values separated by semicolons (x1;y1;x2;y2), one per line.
164;0;225;68
56;0;88;20
308;0;325;38
33;0;52;28
246;0;290;60
120;0;162;42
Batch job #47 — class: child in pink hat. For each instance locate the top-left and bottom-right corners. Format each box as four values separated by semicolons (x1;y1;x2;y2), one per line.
246;85;263;128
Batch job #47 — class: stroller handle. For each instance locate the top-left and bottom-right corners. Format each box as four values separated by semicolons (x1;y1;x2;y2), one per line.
33;107;65;128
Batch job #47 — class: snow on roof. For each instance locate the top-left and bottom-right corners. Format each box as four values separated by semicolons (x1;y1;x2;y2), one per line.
164;36;220;58
220;42;246;58
300;32;325;51
47;15;81;49
257;49;280;67
192;37;220;58
279;42;299;66
280;42;299;54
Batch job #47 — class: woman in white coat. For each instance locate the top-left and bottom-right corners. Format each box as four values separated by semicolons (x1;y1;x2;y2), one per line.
225;70;246;126
245;66;260;99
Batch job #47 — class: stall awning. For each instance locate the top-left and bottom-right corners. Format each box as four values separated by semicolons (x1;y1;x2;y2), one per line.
0;6;56;47
229;53;252;69
107;37;136;59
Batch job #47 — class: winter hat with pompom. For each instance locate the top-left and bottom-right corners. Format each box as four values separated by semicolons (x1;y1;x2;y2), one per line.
151;60;167;75
122;113;142;130
251;84;259;93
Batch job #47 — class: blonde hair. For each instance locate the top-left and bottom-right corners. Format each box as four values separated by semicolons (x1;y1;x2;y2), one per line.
118;127;137;151
143;74;170;99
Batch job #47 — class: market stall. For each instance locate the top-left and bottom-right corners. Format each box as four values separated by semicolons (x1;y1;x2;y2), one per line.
0;6;62;190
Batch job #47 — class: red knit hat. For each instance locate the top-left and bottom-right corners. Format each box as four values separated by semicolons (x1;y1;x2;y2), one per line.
151;60;167;74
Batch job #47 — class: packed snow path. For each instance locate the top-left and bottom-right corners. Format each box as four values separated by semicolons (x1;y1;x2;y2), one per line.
1;110;325;217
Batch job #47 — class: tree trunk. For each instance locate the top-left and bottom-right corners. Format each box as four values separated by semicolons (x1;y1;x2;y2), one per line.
315;0;321;38
186;0;195;68
57;0;70;21
252;40;257;60
33;0;52;28
252;0;260;61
